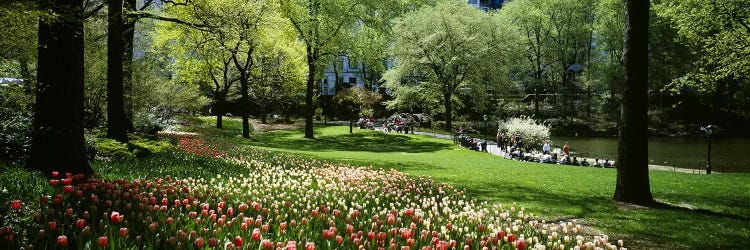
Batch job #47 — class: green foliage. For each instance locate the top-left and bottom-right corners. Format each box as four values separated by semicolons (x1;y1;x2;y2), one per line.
128;136;173;157
93;138;134;158
0;163;52;227
0;83;32;161
333;86;383;118
92;135;172;159
655;0;750;89
385;1;515;126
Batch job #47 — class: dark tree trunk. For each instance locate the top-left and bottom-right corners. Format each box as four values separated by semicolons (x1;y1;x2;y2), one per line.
304;57;316;139
240;78;250;138
214;94;225;129
123;0;136;132
261;107;267;124
28;0;93;176
614;0;653;205
106;0;129;142
444;93;452;132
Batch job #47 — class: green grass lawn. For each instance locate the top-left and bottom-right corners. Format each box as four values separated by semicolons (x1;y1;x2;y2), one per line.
186;117;750;249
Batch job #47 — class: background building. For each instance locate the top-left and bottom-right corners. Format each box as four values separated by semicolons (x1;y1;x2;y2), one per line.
320;1;505;96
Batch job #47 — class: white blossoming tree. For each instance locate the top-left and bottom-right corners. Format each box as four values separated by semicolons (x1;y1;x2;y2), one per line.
498;116;550;147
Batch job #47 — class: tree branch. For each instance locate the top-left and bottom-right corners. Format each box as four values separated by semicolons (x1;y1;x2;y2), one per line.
128;11;208;31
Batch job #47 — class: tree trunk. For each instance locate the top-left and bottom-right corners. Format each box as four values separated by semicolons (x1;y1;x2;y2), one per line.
240;78;250;138
444;93;452;132
349;120;353;134
28;0;93;176
123;0;136;132
304;58;316;139
106;0;129;142
613;0;653;205
214;94;224;128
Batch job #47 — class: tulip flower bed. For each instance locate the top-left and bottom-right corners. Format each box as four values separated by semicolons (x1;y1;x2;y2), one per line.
1;133;626;250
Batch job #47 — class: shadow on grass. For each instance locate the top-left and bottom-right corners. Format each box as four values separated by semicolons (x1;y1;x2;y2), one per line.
253;129;452;153
455;183;750;249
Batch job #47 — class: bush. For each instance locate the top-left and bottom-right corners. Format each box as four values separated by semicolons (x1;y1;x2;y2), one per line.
498;116;550;147
93;138;133;158
91;135;172;159
128;136;172;158
0;83;32;161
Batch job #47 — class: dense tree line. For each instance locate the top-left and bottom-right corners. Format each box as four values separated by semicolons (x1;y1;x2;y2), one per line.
1;0;747;204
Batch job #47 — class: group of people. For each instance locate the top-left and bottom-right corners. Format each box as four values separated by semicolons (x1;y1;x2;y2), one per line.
497;132;615;168
456;131;488;152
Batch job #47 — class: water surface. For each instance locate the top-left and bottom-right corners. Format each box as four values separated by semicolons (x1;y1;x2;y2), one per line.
550;136;749;173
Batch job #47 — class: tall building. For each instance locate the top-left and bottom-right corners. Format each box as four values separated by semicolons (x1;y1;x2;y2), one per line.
319;1;504;96
467;0;505;11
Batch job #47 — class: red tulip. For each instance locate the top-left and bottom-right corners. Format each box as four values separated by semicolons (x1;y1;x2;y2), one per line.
262;239;274;250
517;239;526;250
50;179;59;186
110;211;124;223
63;178;72;185
10;200;21;210
497;230;505;240
56;235;68;246
286;241;297;250
305;242;315;250
234;236;243;247
405;209;413;217
401;229;412;239
195;237;205;248
76;219;86;229
208;237;218;247
48;221;57;231
508;234;516;243
52;171;59;178
336;235;344;245
252;228;261;241
98;236;108;247
119;228;128;237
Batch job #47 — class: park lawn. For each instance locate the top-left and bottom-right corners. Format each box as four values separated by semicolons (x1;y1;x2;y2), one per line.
186;117;750;249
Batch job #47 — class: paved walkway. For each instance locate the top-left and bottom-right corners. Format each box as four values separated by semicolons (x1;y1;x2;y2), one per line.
409;130;714;174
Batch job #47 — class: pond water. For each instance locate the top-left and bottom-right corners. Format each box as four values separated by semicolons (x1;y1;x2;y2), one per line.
550;136;750;173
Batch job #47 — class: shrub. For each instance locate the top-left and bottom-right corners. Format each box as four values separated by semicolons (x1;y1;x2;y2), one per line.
93;138;133;158
498;116;550;147
0;83;32;161
91;135;172;159
128;136;172;158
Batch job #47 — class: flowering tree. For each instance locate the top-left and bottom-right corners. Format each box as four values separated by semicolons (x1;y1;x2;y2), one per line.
498;116;550;147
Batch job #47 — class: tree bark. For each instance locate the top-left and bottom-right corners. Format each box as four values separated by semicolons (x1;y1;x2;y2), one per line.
123;0;136;132
304;57;316;139
443;92;452;132
28;0;93;176
106;0;129;142
614;0;653;205
240;78;250;138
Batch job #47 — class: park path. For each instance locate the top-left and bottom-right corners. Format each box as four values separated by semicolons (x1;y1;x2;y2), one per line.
409;130;713;174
